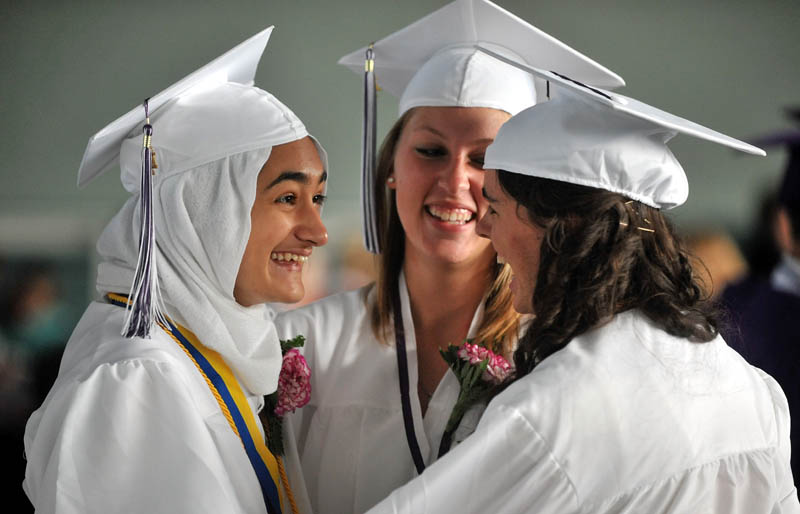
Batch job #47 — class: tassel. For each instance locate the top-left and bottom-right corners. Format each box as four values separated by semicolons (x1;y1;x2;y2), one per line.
122;99;168;338
361;43;381;254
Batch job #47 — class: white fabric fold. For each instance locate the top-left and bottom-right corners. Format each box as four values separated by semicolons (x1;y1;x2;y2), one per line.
95;82;316;396
96;148;282;395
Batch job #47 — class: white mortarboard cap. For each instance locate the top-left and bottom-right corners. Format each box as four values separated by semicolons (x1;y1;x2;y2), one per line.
77;26;275;188
339;0;625;253
76;26;314;341
479;46;765;209
339;0;626;115
116;83;308;193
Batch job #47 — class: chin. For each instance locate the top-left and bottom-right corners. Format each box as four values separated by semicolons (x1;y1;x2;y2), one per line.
273;287;305;305
426;239;492;265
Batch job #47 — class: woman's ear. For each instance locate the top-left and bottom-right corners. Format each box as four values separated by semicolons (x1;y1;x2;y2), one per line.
387;175;397;189
774;207;799;256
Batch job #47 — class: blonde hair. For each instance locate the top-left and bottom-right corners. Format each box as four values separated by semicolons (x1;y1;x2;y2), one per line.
368;109;520;356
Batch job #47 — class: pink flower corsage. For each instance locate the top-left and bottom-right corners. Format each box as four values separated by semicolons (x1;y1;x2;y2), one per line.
274;348;312;416
265;335;311;456
439;340;514;453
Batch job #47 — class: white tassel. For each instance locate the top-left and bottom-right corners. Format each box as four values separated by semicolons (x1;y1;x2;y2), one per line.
122;100;168;338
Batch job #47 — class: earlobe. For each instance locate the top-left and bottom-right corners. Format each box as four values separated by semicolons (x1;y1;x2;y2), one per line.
387;175;396;189
774;208;796;254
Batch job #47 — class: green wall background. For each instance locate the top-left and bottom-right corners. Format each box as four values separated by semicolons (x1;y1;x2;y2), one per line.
2;0;799;261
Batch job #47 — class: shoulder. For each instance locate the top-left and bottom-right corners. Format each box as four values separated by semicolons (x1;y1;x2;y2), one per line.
753;367;792;436
26;303;213;444
486;311;785;504
59;302;190;375
275;284;373;341
43;302;204;410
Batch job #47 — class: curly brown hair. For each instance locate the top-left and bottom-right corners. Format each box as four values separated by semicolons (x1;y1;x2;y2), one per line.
496;171;719;378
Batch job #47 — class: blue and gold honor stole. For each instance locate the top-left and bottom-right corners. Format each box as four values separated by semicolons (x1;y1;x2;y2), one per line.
106;293;283;514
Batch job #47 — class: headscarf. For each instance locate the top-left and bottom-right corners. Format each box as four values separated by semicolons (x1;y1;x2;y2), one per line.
96;82;324;395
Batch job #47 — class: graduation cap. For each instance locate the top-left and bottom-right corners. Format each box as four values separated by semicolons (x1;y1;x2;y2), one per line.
76;27;305;339
749;108;800;214
78;27;275;188
338;0;626;253
479;45;765;209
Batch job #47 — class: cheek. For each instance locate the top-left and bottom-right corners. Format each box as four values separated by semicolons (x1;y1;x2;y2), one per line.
392;156;431;208
246;205;285;256
525;236;544;281
393;153;427;188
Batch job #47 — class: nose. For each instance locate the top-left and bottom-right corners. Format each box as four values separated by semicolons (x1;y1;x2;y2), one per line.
297;205;329;247
476;211;491;239
438;154;471;193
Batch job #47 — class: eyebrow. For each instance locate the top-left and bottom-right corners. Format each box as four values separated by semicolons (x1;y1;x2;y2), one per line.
413;125;495;146
266;169;327;190
413;125;446;138
482;186;497;202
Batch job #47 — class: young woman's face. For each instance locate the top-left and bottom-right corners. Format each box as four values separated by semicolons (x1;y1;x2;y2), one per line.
234;137;328;306
391;106;510;268
477;170;545;314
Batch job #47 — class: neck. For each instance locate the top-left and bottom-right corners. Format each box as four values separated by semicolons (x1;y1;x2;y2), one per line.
403;248;493;348
402;247;494;415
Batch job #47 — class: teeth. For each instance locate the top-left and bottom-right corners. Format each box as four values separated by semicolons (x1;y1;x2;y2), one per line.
270;252;308;263
427;206;474;224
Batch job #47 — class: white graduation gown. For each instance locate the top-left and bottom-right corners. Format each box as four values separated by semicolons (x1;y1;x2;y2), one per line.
276;276;485;514
366;310;800;514
23;301;295;514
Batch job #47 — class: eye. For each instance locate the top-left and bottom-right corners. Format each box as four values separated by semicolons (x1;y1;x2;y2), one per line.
470;154;485;167
313;194;327;206
276;193;296;205
487;205;497;216
415;146;446;159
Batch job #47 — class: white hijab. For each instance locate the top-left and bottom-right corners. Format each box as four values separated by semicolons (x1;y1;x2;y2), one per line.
95;82;319;395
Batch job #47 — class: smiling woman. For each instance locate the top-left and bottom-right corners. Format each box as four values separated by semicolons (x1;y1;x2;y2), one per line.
389;107;508;269
22;28;325;514
364;56;798;514
273;0;626;512
477;170;544;315
235;137;328;306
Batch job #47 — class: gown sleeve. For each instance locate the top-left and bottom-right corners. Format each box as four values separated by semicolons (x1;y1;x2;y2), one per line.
24;358;258;514
758;370;800;513
364;403;580;514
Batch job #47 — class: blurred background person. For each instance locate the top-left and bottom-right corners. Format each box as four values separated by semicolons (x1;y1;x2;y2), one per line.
0;262;74;513
720;107;800;488
684;229;749;299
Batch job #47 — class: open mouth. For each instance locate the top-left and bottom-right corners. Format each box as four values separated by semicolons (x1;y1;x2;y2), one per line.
271;252;308;263
426;206;475;225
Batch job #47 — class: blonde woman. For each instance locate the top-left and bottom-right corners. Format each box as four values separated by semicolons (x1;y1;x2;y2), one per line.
275;1;624;512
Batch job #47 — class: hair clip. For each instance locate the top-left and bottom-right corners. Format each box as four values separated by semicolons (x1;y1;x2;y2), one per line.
619;221;655;233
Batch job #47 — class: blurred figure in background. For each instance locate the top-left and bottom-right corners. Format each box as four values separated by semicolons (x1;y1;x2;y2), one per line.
742;191;782;278
685;229;748;299
338;231;377;291
0;262;71;409
0;262;71;513
721;107;800;488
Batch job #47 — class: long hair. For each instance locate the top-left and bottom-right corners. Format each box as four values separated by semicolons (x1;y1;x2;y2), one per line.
496;172;719;378
368;110;520;356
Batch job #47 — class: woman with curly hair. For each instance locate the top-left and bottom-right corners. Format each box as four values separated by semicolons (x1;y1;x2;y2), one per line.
365;63;799;513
